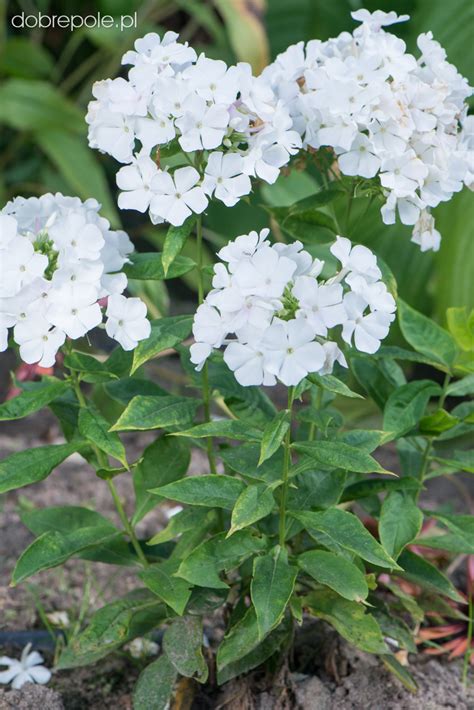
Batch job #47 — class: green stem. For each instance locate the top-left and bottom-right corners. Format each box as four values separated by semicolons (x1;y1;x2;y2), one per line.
67;359;148;567
195;214;217;475
416;373;451;499
279;388;295;548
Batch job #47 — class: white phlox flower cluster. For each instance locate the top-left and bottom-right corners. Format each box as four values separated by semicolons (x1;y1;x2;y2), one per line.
86;31;301;227
0;194;150;366
262;9;474;251
190;230;396;387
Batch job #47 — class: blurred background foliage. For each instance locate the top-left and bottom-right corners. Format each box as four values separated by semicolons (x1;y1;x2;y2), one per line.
0;0;472;324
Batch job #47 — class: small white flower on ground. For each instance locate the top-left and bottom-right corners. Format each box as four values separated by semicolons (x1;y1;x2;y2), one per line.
105;294;151;350
46;611;71;628
150;167;208;226
125;637;160;659
0;644;51;690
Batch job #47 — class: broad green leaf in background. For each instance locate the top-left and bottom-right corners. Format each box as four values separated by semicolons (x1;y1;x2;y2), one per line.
341;477;420;503
305;590;388;655
177;530;266;589
396;550;463;602
298;550;369;602
383;380;442;438
133;655;177;710
228;483;275;536
398;300;458;371
379;492;423;560
151;475;245;510
110;395;200;432
446;374;474;397
173;420;263;441
133;436;190;524
78;407;127;468
292;441;393;475
251;547;297;638
0;443;82;494
57;590;168;668
446;307;474;352
259;410;289;465
0;78;83;132
140;560;193;616
12;526;121;584
123;253;196;281
292;509;400;569
0;378;68;421
163;617;208;683
213;0;270;72
0;38;55;79
132;315;193;373
162;217;196;276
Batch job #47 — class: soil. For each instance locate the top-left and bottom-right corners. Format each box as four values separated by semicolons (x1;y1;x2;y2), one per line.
1;375;473;708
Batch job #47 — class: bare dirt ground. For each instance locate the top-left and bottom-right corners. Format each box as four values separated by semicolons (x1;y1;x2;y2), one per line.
1;396;473;708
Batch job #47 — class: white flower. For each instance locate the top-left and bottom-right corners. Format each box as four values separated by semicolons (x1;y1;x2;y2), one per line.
0;644;51;690
342;292;394;354
351;9;410;31
293;277;345;336
233;245;296;300
48;283;102;339
192;303;227;348
14;316;65;367
338;134;380;178
150;167;208;226
261;318;326;386
0;214;18;249
105;294;151;350
224;340;276;387
330;236;381;282
217;229;269;272
175;95;229;152
126;637;160;660
190;341;213;371
411;210;441;252
203;153;251;207
380;150;428;197
0;237;48;298
49;213;105;261
117;154;159;212
46;611;70;628
87;109;135;163
320;341;347;375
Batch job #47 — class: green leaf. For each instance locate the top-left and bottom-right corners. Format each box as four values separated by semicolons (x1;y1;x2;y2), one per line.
105;378;167;405
133;655;177;710
163;617;208;682
151;475;245;510
382;656;418;693
251;547;297;638
432;450;474;474
383;380;441;438
0;377;68;420
217;608;292;684
374;345;443;369
140;560;192;616
78;407;127;468
133;436;190;524
132;315;193;373
259;411;289;465
341;477;420;503
229;484;275;536
427;512;474;553
350;355;404;409
57;590;168;668
0;443;82;494
292;441;393;475
398;299;458;371
396;550;463;602
37;130;118;225
123;252;195;280
220;443;282;484
298;550;368;602
446;374;474;397
0;78;83;132
213;0;269;72
147;508;215;546
162;218;196;276
63;351;116;383
306;590;388;654
173;419;262;441
0;38;54;78
110;395;200;432
446;307;474;352
415;533;474;554
177;531;266;589
379;492;423;560
419;409;459;436
308;373;363;399
12;526;121;584
292;509;400;569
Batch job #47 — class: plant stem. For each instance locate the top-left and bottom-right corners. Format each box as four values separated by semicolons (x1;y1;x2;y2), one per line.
279;388;295;548
462;590;473;686
195;214;217;475
67;359;148;567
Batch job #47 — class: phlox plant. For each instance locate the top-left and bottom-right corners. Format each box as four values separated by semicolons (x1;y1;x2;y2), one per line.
0;8;473;705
